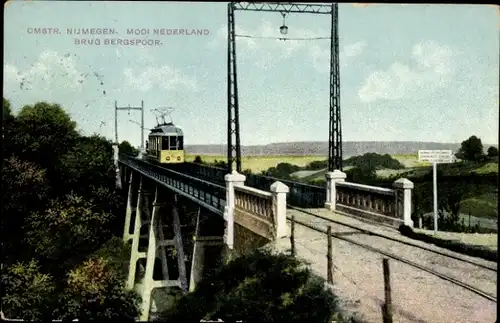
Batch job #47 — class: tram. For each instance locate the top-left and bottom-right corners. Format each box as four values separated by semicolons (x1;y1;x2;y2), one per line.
145;109;185;164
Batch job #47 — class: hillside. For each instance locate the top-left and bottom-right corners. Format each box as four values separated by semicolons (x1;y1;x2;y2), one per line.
185;141;498;157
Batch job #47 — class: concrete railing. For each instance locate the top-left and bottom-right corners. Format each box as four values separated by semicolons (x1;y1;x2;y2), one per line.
234;185;273;221
224;171;289;248
325;170;414;228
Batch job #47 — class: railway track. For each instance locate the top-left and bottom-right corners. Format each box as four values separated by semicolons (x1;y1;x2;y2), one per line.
129;158;497;303
286;205;497;303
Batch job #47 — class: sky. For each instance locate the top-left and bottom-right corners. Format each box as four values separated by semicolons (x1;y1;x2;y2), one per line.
3;1;499;148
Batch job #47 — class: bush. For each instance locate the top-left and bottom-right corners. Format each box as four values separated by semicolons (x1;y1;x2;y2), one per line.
161;249;358;323
345;153;405;170
57;257;141;321
1;260;57;321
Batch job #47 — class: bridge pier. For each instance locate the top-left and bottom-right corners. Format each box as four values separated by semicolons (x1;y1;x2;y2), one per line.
123;172;136;243
127;175;150;290
189;208;225;292
139;188;189;321
123;171;194;321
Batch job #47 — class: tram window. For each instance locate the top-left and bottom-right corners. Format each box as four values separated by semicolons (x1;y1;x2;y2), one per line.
177;137;184;150
169;136;178;150
162;136;170;150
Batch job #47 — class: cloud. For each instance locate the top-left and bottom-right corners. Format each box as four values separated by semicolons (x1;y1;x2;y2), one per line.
123;65;197;92
358;41;456;103
208;20;365;71
3;50;86;93
309;41;367;72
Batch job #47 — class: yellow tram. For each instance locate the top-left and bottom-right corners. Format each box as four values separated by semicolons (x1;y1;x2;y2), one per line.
146;121;185;164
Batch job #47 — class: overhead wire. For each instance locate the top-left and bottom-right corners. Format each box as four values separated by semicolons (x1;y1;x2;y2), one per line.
234;34;329;41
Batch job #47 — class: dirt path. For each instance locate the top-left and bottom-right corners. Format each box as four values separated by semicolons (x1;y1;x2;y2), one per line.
274;210;497;323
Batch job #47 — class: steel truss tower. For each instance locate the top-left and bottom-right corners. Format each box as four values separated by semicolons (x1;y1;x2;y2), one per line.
227;2;343;173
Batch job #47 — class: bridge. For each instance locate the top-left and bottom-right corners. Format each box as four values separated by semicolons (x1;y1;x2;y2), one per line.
117;153;415;321
111;3;496;322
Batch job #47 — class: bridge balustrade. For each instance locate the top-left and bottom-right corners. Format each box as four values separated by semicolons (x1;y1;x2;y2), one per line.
224;172;289;248
325;170;414;227
119;155;226;214
234;185;273;222
118;155;414;228
245;173;326;208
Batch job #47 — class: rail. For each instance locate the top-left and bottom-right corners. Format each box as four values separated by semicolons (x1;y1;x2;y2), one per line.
119;157;405;223
288;213;497;303
169;161;326;208
119;156;226;215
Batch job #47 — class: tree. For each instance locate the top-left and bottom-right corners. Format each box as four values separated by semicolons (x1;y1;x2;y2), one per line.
456;135;484;162
194;155;203;163
118;140;138;156
2;157;50;264
305;159;328;171
57;257;141;321
487;146;498;158
345;166;377;185
58;135;115;196
263;162;301;179
161;249;356;323
3;98;17;157
1;260;57;321
3;97;14;124
344;153;405;170
24;193;114;274
12;102;79;176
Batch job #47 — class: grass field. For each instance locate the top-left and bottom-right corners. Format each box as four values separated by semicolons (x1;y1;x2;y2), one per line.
414;229;498;251
461;193;499;219
185;154;326;173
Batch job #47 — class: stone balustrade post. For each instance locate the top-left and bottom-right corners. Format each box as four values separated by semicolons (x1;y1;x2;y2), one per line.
393;178;414;228
270;181;289;238
223;171;246;249
324;170;347;211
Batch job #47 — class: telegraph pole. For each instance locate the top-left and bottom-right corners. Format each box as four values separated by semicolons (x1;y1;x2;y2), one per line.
114;100;144;189
115;100;145;148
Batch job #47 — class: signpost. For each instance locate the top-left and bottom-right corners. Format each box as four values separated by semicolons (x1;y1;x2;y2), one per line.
418;150;455;234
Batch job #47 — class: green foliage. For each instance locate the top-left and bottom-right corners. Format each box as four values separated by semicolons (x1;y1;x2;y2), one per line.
487;146;498;158
263;162;301;179
24;193;114;273
2;156;49;216
344;153;405;170
1;260;57;321
2;99;140;320
12;102;78;169
344;166;378;185
304;159;328;170
162;249;355;323
212;159;228;168
242;168;253;175
2;157;50;263
3;97;14;124
89;237;133;280
119;140;138;156
58;135;115;195
456;135;484;161
57;257;141;321
3;98;17;157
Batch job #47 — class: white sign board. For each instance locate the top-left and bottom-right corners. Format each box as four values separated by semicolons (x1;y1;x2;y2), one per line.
417;149;455;235
418;150;454;164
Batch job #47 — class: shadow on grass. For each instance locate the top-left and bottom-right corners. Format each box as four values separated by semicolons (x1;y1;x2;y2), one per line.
398;225;497;262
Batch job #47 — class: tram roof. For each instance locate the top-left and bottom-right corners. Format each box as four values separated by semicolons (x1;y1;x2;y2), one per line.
149;123;183;136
